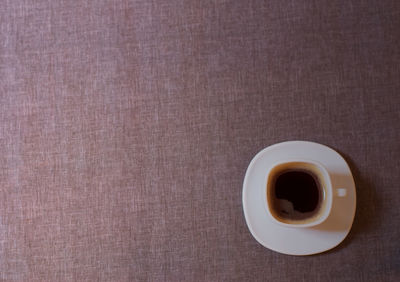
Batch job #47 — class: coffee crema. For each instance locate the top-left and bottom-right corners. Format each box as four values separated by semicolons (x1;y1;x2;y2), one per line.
265;161;329;225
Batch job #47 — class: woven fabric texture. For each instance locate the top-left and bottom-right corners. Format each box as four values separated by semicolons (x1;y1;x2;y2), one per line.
1;0;399;281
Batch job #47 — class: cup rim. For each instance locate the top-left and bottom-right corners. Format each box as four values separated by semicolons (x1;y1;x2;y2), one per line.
264;158;333;228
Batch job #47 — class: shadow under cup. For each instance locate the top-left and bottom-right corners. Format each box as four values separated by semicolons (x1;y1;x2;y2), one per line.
266;161;332;228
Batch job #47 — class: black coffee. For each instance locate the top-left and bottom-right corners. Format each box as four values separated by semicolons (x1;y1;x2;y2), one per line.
272;169;322;220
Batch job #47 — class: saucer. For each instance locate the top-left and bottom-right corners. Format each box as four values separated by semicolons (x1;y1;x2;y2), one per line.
242;141;356;255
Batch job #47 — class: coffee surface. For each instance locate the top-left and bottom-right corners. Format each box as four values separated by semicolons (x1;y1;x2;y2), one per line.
272;169;321;220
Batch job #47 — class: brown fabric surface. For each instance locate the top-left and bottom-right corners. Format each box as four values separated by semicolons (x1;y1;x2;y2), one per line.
1;0;399;281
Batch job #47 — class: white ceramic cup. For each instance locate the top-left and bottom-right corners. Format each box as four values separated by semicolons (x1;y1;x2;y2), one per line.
265;159;347;228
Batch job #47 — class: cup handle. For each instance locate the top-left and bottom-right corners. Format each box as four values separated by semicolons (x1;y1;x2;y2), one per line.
335;188;347;197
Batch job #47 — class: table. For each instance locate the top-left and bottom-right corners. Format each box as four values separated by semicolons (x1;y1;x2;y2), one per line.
1;0;399;281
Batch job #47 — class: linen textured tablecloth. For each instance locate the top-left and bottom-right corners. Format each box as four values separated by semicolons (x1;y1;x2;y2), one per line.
1;0;399;281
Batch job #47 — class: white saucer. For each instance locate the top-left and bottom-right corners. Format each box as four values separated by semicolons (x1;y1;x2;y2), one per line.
242;141;356;255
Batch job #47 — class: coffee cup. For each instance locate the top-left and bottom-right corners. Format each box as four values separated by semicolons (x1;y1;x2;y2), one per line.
265;159;346;228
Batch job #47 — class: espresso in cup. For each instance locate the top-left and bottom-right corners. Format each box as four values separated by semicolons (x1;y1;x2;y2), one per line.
266;161;331;226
